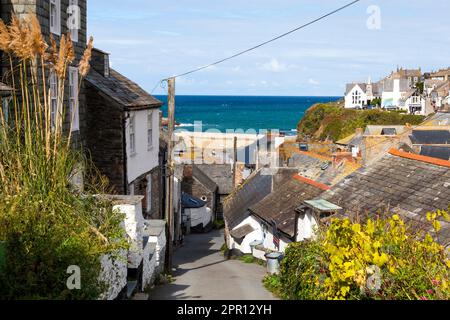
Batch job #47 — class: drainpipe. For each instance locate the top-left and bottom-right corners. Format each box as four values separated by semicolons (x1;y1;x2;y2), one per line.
123;111;130;194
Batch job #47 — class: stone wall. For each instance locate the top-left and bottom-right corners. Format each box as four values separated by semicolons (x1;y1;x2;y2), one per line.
129;166;163;219
85;84;126;194
181;166;216;213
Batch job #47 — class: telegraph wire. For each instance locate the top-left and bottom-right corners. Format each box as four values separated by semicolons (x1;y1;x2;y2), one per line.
162;0;362;81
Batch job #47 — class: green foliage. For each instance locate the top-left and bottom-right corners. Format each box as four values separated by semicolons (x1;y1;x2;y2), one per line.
0;15;127;299
213;219;225;230
270;213;450;300
263;274;282;297
239;254;257;264
297;103;425;142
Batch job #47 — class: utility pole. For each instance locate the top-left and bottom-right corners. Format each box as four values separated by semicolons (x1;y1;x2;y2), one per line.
165;77;175;274
232;136;237;188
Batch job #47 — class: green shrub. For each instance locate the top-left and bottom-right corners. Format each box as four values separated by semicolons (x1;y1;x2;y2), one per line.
297;103;425;142
273;212;450;300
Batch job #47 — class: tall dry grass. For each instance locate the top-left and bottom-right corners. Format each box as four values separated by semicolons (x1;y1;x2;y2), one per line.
0;13;126;300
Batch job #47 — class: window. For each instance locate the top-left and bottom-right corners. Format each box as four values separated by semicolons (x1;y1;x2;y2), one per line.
104;54;110;77
49;70;58;128
69;67;79;131
50;0;61;35
67;0;79;42
147;110;153;150
146;175;152;213
129;115;136;155
352;91;361;105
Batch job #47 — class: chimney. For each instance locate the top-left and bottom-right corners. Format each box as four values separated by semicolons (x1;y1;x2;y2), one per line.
91;48;110;77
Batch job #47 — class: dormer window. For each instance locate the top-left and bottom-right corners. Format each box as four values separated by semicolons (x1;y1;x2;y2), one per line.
50;0;61;35
104;54;110;77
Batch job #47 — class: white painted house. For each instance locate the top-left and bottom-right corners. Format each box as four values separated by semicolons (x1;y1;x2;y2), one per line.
344;79;381;109
345;83;368;109
126;107;160;195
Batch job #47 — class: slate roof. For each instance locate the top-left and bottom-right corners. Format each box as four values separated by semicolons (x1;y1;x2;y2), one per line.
249;175;329;238
364;125;408;135
345;83;366;95
420;146;450;160
86;68;163;109
317;149;450;245
192;165;219;193
410;130;450;145
422;113;450;126
223;169;274;230
195;164;233;195
287;152;358;186
181;192;207;209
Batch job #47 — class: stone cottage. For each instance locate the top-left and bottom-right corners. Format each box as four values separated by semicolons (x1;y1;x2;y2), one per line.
84;48;163;218
0;0;88;149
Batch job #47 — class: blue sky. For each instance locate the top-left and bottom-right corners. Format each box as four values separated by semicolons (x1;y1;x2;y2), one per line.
87;0;450;96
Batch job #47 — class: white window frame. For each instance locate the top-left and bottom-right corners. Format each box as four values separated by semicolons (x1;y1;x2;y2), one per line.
146;175;152;213
67;0;79;42
129;114;136;155
49;70;58;129
69;67;79;131
147;110;153;150
50;0;61;36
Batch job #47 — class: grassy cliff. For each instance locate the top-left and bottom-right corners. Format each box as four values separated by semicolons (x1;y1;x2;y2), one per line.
297;102;425;142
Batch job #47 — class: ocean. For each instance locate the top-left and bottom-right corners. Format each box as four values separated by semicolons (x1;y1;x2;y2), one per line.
155;95;339;135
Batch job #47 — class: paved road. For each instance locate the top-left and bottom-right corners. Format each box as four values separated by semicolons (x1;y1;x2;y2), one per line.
149;229;278;300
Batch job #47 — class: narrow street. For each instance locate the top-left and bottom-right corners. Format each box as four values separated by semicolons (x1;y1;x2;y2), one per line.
149;229;278;300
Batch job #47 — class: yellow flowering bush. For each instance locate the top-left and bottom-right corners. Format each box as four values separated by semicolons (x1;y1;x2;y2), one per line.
275;210;450;300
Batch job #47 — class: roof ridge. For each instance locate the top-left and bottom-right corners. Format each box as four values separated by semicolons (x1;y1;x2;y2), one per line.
389;148;450;168
293;174;330;191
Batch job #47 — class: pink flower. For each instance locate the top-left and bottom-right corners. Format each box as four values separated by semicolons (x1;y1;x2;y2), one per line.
427;290;434;295
420;296;428;301
431;279;440;286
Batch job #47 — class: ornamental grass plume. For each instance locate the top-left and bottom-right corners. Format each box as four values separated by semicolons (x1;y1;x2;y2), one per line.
0;20;11;52
79;36;94;77
0;13;127;300
27;12;47;56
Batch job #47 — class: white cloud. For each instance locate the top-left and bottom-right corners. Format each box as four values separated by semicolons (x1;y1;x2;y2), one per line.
308;78;320;86
260;58;288;73
152;30;181;37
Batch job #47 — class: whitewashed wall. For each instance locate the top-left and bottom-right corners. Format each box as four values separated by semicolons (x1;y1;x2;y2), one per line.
98;250;128;300
142;243;157;290
345;85;368;109
296;212;318;242
113;197;145;269
228;216;264;254
145;220;167;274
186;207;212;229
262;228;290;253
126;109;160;184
